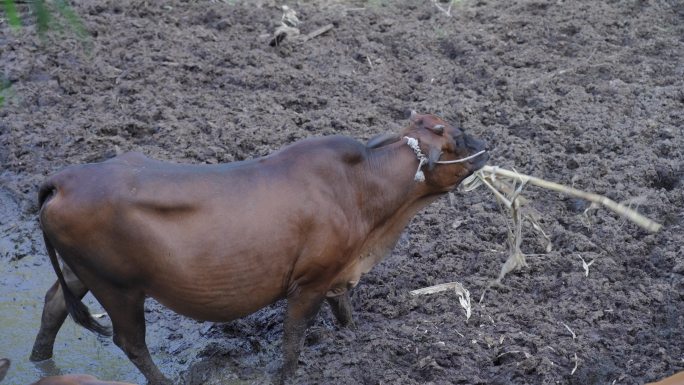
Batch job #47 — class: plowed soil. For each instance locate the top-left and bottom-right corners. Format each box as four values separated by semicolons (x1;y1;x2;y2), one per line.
1;1;682;384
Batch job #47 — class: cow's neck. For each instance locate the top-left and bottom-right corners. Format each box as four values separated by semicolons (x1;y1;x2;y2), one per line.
351;141;444;269
361;141;442;231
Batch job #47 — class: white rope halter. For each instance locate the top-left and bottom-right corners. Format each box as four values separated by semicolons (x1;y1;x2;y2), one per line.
403;136;487;183
404;137;428;182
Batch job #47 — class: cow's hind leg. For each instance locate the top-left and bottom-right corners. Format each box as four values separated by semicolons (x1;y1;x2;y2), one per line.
30;264;88;361
95;290;171;385
0;358;10;382
281;289;325;385
326;292;356;329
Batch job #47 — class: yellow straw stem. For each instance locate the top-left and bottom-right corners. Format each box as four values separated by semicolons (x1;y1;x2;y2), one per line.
479;165;662;233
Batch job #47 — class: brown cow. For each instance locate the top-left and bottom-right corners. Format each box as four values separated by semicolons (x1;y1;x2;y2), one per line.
30;375;136;385
30;113;487;384
647;371;684;385
0;357;134;385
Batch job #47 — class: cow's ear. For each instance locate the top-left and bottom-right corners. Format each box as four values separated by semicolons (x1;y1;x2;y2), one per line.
427;146;442;170
367;132;400;149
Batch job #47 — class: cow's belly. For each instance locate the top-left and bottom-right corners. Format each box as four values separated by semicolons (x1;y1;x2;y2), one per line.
145;261;289;322
150;286;284;322
122;205;300;322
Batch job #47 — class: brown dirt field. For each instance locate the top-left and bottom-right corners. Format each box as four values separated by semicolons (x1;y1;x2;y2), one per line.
1;0;682;384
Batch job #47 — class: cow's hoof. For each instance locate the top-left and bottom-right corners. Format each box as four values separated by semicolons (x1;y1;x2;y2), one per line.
344;320;357;330
147;375;174;385
29;349;53;362
277;371;296;385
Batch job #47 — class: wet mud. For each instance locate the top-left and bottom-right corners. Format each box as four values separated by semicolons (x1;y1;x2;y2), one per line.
1;0;683;384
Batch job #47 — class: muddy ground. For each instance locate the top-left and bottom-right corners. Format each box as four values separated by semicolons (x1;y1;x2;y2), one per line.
1;0;683;384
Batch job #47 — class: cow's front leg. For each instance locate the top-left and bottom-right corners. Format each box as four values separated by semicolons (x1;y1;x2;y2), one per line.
280;289;325;385
31;263;89;361
326;291;356;329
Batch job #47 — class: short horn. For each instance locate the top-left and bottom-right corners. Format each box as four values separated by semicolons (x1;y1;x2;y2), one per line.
430;124;445;135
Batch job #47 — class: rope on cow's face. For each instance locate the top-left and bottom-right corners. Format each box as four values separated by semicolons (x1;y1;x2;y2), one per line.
403;136;487;182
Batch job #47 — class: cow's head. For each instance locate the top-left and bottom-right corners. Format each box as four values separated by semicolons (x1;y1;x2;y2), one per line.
368;112;488;190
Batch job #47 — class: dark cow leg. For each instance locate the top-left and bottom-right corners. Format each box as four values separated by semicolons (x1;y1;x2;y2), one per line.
31;264;88;361
280;290;325;385
326;292;356;329
0;358;9;382
101;291;171;385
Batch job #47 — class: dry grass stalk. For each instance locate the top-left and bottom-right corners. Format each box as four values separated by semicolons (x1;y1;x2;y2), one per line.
301;24;334;42
431;0;460;16
410;281;472;320
410;282;465;296
413;164;661;306
472;166;662;233
463;164;661;284
578;254;595;277
560;322;576;340
571;353;579;375
470;171;547;283
270;6;333;46
498;191;526;282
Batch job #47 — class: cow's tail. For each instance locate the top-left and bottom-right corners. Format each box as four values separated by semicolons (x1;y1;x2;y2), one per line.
39;181;112;337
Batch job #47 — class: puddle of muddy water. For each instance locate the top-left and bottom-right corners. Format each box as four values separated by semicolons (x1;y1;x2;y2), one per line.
0;257;276;385
0;259;148;385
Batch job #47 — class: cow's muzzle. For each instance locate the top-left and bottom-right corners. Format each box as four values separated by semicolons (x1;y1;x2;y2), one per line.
464;135;488;171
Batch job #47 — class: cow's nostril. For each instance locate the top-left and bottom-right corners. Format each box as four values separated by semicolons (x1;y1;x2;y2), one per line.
464;136;486;153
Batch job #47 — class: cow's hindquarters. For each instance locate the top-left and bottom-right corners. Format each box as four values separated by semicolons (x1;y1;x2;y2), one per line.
32;183;108;361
